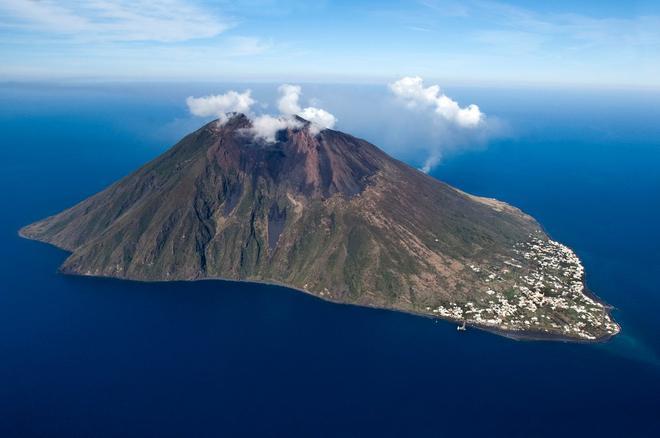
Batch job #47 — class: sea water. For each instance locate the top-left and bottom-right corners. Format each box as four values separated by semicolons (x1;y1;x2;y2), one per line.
0;82;658;437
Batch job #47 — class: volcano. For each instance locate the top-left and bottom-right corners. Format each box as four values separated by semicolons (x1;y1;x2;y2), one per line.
20;114;619;341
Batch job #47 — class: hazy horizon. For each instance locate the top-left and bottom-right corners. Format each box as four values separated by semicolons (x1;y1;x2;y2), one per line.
2;1;660;88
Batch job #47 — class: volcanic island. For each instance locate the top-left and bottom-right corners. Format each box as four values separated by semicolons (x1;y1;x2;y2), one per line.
20;114;620;342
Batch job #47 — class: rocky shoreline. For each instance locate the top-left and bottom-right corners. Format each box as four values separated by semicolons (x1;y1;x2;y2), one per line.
20;228;619;343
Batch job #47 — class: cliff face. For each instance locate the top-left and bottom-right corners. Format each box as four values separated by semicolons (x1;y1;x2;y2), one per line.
20;114;619;341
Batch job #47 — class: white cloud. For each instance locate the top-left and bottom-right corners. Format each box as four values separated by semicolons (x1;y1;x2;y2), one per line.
388;76;494;173
421;1;660;53
187;84;337;143
255;84;337;140
389;76;483;128
186;90;255;122
299;107;337;133
277;84;337;132
277;84;302;115
0;0;230;42
249;115;302;143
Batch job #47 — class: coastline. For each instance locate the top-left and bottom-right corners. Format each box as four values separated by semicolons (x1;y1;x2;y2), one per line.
18;227;620;344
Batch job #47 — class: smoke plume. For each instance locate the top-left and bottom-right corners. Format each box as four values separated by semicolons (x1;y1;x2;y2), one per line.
187;84;337;142
389;76;492;172
185;90;255;123
389;76;483;128
276;84;337;133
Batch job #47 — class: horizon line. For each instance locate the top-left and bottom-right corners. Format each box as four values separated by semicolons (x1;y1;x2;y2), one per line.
2;76;660;93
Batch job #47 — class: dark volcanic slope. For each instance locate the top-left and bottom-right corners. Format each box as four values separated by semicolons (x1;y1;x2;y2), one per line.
21;114;619;341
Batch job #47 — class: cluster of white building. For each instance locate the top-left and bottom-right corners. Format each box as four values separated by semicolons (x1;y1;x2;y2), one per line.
426;235;620;340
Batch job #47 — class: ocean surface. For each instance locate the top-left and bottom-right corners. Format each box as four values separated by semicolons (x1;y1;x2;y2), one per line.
0;82;659;437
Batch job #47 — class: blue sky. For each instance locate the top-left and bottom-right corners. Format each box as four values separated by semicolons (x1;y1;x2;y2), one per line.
1;0;659;87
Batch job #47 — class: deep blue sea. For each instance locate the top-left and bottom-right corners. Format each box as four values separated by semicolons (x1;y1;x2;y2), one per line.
1;82;659;437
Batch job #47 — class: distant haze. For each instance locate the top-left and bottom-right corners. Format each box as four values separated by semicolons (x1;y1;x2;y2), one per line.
1;1;659;88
